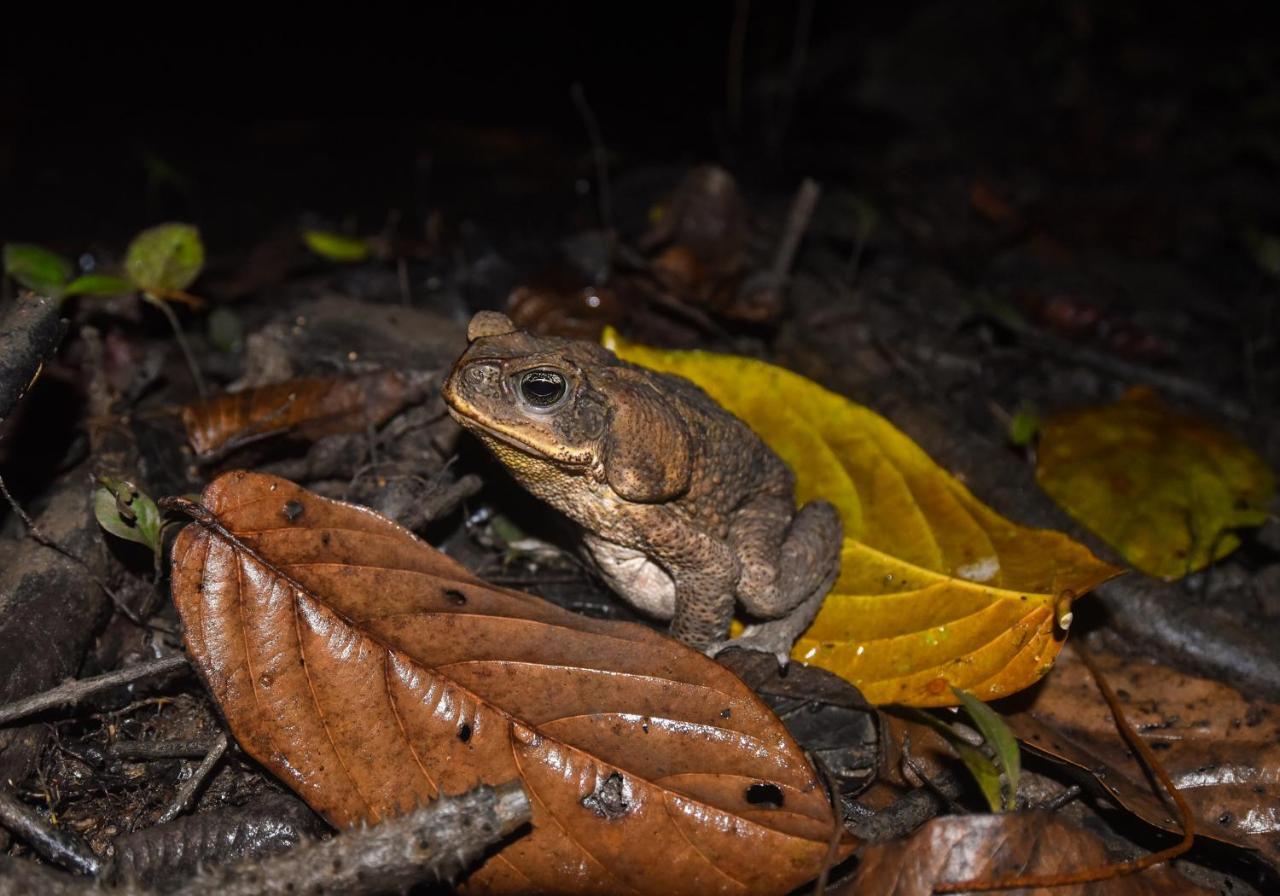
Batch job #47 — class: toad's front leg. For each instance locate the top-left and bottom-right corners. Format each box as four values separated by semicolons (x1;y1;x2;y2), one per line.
650;525;741;652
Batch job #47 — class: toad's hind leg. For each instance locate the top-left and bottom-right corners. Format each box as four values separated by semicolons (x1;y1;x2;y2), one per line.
728;499;842;663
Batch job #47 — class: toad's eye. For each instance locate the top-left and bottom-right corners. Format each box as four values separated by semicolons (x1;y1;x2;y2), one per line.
518;370;568;409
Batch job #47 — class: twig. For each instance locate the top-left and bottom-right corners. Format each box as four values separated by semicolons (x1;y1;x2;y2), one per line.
994;314;1250;420
111;738;220;761
770;178;821;286
726;0;750;136
155;733;229;824
0;788;102;876
146;294;206;398
0;472;148;627
570;83;613;237
0;655;188;726
174;781;530;895
933;640;1196;893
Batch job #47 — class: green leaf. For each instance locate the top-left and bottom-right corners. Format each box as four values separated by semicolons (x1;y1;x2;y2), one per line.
64;273;135;297
1007;406;1041;447
94;478;161;553
953;687;1021;810
124;223;205;293
303;229;371;263
897;707;1007;813
3;243;72;296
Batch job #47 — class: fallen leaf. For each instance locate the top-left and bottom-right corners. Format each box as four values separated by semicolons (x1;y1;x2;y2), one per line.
1003;647;1280;868
846;811;1212;895
181;372;421;460
170;472;849;894
604;331;1122;706
1036;387;1275;580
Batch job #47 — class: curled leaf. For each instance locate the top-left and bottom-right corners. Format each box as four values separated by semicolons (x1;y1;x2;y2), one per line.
169;472;849;894
94;477;161;552
125;223;205;295
1036;387;1276;580
604;330;1122;706
180;372;420;460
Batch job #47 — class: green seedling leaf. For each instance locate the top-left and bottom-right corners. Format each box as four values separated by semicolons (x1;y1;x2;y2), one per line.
64;273;135;297
1007;406;1041;447
898;707;1007;813
94;478;161;553
953;687;1021;810
3;243;72;296
125;223;205;294
303;229;371;263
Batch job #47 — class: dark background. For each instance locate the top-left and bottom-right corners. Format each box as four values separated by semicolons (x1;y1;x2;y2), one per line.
5;3;1277;253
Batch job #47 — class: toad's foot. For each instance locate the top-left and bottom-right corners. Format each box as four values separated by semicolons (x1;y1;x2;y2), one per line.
707;629;793;669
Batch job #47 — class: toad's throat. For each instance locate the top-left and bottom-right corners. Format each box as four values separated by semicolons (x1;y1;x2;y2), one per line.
455;415;594;468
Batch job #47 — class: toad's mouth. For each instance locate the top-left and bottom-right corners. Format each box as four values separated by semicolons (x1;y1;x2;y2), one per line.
447;406;594;468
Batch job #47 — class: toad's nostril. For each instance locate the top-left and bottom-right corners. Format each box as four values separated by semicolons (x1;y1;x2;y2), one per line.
464;363;500;388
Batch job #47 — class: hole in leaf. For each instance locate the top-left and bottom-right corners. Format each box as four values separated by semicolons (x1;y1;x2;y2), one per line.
443;589;467;606
745;782;784;808
458;723;472;743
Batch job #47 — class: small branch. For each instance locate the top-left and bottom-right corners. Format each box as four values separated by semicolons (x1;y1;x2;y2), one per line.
570;83;614;239
155;733;229;824
0;655;188;726
111;738;219;761
0;788;102;876
770;178;821;286
175;781;530;895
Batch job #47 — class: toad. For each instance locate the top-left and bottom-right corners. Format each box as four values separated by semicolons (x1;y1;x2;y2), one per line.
442;311;842;662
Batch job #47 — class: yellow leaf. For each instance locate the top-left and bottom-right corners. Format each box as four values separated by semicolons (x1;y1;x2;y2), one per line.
1036;387;1276;581
603;329;1123;706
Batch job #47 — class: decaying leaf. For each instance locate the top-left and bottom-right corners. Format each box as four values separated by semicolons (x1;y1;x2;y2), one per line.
1003;647;1280;868
604;331;1122;706
169;472;849;894
848;811;1212;895
1036;387;1276;580
181;371;422;460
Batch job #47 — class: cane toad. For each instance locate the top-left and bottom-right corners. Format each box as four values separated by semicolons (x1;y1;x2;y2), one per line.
442;311;842;661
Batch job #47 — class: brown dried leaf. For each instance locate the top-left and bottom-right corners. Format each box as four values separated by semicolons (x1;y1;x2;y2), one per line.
1003;647;1280;868
181;371;420;459
847;811;1212;895
170;472;848;894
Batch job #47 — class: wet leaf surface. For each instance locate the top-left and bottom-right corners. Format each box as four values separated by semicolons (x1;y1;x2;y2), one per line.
1037;388;1275;580
1003;647;1280;868
605;332;1123;706
180;371;420;460
846;811;1213;895
170;472;849;894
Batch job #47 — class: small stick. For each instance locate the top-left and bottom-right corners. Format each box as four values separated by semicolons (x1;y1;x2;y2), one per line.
175;780;530;895
770;178;821;286
0;788;102;876
570;82;614;237
0;655;188;726
111;738;219;761
155;733;229;824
